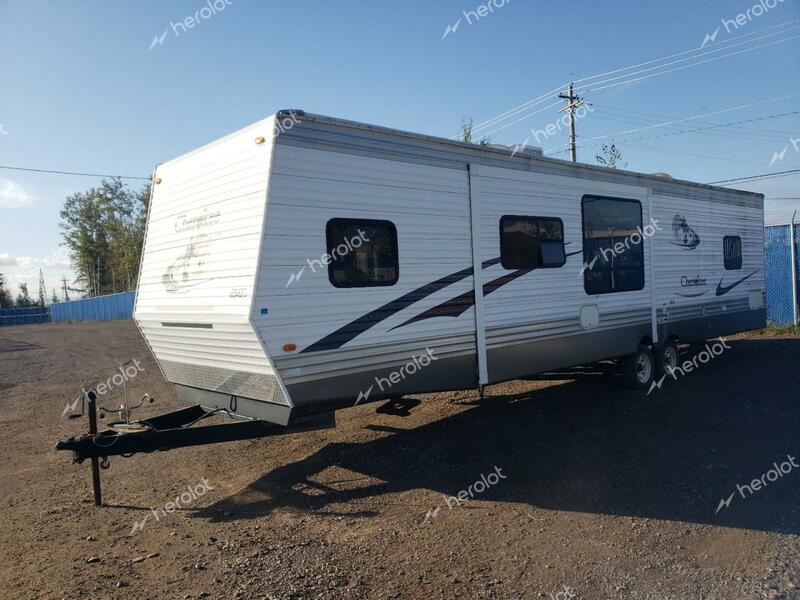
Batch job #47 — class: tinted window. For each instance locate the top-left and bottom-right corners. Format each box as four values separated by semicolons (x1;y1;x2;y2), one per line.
582;196;645;295
724;236;742;270
326;219;398;287
500;216;566;270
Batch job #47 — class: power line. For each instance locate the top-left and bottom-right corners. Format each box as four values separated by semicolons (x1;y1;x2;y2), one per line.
592;102;796;137
577;27;800;95
0;165;150;181
590;113;784;145
587;108;800;144
545;110;800;155
472;21;800;135
544;96;800;152
709;169;800;185
486;30;799;139
623;142;786;166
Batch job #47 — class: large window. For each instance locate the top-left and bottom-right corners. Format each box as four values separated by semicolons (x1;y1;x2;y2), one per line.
582;196;645;295
326;218;398;287
500;216;566;270
724;236;742;270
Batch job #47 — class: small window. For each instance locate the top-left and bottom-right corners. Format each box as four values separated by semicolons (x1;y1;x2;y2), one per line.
326;218;398;287
500;216;566;270
724;236;742;270
582;195;645;295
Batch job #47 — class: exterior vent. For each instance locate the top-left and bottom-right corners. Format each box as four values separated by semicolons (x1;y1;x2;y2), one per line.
651;172;674;180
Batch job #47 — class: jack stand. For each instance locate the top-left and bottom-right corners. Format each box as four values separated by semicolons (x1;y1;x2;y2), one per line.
86;391;102;506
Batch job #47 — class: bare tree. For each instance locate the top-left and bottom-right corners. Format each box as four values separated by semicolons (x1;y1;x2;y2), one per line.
596;144;627;169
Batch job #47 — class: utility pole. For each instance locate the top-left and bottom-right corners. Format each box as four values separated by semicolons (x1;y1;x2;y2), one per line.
559;83;584;163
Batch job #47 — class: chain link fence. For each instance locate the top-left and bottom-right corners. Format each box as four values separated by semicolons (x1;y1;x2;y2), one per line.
765;224;798;325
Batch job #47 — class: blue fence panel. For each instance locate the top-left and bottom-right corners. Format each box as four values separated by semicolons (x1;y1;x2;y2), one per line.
49;291;136;322
0;306;50;327
765;224;798;325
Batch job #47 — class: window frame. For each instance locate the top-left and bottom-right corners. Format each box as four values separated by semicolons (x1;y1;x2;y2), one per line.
499;214;567;270
325;218;399;288
723;235;743;271
580;194;646;296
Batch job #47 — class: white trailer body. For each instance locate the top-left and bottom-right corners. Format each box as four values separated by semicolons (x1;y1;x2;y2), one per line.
134;111;766;425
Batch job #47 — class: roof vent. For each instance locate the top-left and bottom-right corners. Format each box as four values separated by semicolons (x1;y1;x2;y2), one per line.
651;172;674;180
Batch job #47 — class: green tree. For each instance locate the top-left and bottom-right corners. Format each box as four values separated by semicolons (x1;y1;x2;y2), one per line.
0;275;13;309
596;143;627;169
51;290;60;304
59;179;149;296
459;117;491;146
15;283;32;308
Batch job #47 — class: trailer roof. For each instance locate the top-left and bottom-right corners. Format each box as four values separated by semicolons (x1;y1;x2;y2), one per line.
281;110;763;203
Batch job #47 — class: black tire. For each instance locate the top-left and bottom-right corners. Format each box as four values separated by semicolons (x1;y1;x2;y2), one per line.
621;344;656;389
656;339;680;377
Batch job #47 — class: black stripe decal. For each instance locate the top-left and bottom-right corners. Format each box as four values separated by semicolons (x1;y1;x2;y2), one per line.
391;268;532;330
301;265;474;353
301;254;561;353
302;258;504;353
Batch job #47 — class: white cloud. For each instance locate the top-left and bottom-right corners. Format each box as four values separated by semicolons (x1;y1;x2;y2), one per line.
0;178;35;208
0;249;72;280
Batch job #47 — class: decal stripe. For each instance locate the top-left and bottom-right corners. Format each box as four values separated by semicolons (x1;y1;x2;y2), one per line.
301;251;577;352
301;262;500;353
391;268;532;330
715;270;760;296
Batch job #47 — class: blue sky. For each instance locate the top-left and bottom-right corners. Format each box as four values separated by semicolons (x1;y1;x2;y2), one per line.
1;0;799;298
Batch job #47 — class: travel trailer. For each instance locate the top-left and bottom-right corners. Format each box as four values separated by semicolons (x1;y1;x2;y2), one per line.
133;110;766;426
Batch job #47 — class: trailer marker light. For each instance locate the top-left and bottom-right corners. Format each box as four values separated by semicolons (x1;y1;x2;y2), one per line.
283;344;297;352
255;136;265;145
155;177;162;184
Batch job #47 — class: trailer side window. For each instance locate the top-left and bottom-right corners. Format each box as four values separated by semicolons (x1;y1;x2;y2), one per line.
723;236;742;270
582;196;645;295
326;219;398;287
500;216;566;270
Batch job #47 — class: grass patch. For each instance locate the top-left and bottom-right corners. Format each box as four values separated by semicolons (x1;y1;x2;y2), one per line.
751;322;800;337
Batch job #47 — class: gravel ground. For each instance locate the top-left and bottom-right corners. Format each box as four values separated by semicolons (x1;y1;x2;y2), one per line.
0;321;798;600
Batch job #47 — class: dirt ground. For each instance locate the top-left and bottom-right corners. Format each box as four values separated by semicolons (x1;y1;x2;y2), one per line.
0;321;798;600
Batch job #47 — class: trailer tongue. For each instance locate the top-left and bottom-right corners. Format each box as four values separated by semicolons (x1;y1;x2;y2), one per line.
55;389;334;506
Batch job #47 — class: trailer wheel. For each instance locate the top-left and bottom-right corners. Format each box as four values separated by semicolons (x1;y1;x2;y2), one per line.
621;345;655;389
657;339;679;376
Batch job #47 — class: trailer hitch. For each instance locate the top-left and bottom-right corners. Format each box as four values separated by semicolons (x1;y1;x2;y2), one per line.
56;399;335;507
